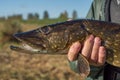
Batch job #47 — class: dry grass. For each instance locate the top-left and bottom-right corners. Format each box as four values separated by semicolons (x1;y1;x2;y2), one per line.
0;44;82;80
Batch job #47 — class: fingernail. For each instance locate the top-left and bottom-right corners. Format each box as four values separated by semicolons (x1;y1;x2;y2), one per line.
72;41;81;50
100;46;106;52
88;35;94;42
95;37;101;44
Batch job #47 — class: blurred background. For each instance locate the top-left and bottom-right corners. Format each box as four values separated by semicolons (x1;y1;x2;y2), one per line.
0;0;93;80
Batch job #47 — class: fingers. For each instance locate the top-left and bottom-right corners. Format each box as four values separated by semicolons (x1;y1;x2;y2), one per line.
67;41;81;61
90;37;101;63
81;35;106;66
81;35;94;59
90;37;106;66
97;46;106;65
67;34;106;66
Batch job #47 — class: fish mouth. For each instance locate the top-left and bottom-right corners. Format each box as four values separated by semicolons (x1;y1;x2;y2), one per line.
10;41;44;54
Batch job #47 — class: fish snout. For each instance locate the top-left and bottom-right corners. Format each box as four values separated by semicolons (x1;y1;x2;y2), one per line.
14;30;37;40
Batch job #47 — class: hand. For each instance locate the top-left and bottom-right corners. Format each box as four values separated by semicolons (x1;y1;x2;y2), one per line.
67;35;106;66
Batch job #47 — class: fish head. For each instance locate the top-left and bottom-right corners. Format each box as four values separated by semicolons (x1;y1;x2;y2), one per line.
10;24;69;54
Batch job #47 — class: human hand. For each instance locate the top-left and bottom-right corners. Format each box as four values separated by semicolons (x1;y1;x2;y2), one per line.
67;35;106;66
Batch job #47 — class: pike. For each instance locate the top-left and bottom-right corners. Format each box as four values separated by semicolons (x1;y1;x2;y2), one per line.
10;19;120;78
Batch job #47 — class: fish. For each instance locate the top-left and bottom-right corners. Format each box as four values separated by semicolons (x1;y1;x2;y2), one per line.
10;19;120;78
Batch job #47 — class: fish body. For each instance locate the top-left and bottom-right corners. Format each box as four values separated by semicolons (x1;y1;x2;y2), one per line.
10;19;120;78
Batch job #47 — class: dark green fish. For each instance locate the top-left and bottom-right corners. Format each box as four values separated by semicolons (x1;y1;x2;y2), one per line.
10;19;120;78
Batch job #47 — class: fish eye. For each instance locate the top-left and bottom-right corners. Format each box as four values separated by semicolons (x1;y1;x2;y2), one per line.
39;26;52;35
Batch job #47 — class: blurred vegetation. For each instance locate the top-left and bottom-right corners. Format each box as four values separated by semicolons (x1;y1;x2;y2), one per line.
1;20;22;43
0;10;83;80
27;13;39;20
72;10;78;20
43;10;49;19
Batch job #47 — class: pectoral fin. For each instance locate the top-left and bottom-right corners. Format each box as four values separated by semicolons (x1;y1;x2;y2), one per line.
77;54;90;78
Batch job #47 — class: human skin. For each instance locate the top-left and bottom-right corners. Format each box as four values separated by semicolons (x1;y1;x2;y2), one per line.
67;35;106;66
